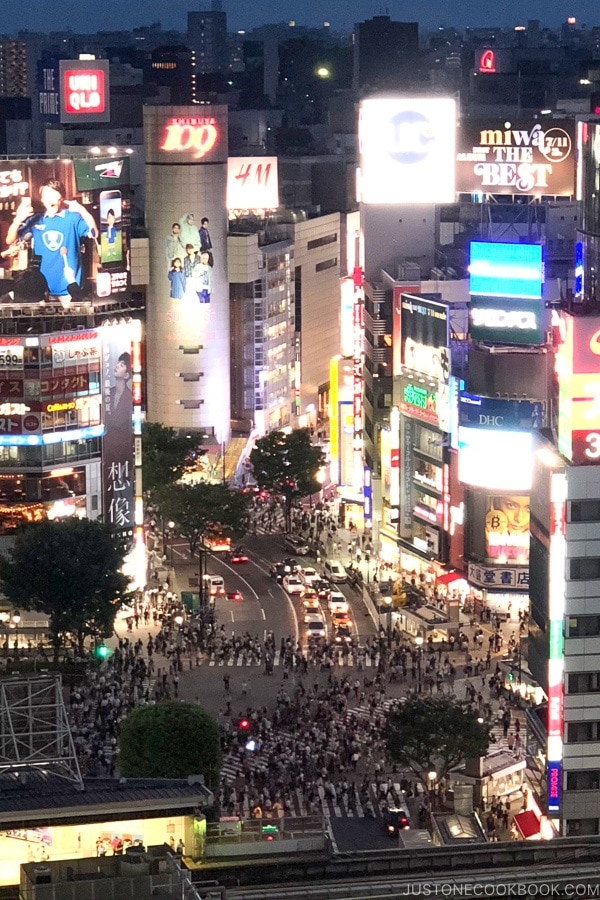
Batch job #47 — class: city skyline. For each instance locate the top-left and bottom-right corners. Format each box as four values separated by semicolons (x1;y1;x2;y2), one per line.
1;0;599;36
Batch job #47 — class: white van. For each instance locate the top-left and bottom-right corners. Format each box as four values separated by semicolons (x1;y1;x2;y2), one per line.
203;574;225;596
323;560;347;583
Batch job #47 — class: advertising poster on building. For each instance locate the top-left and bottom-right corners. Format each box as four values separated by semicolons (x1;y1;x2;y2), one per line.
456;119;575;196
227;157;279;211
101;322;135;531
400;293;450;383
358;97;456;204
485;495;530;564
0;157;130;304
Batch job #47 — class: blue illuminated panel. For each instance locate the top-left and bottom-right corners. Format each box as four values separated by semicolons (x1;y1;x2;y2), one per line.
469;242;543;299
0;424;104;447
547;760;561;814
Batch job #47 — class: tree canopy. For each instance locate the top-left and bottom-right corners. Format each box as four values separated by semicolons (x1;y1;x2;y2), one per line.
157;482;250;558
249;428;324;527
142;423;198;497
385;696;492;786
0;518;130;661
119;701;222;786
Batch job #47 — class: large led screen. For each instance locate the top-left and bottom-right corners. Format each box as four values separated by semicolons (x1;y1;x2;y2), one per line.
358;98;456;205
469;241;543;299
0;157;130;303
400;294;449;383
458;426;533;492
485;495;530;564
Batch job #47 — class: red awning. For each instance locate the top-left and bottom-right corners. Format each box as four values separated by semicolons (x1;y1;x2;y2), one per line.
437;571;465;587
513;810;541;839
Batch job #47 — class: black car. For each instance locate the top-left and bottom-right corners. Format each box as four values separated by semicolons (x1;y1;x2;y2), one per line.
269;563;286;582
282;557;301;574
383;805;410;836
314;579;332;600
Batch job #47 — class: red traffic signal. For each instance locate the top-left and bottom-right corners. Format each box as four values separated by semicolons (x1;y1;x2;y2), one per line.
238;718;250;731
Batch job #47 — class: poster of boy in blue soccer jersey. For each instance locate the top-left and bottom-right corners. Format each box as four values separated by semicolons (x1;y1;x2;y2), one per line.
6;178;98;300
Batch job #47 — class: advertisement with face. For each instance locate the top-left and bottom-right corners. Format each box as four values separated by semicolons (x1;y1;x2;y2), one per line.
400;294;450;383
102;322;134;531
485;495;530;564
456;119;575;196
0;158;130;303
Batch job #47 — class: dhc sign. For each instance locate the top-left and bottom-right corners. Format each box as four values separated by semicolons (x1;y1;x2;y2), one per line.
469;241;543;299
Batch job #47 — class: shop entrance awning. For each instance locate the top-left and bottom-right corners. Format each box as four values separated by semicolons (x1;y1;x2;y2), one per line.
513;810;541;839
436;571;465;587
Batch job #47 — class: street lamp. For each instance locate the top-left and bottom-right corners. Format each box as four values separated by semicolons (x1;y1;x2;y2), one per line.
383;596;393;647
167;521;175;567
12;610;20;658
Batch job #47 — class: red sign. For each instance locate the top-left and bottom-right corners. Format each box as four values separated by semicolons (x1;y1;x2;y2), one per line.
63;69;106;115
479;49;496;73
160;117;219;160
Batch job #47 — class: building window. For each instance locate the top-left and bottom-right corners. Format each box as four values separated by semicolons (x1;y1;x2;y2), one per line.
567;771;600;791
570;500;600;522
307;233;337;250
315;257;338;273
567;721;600;742
569;557;600;580
567;615;600;637
566;818;599;836
568;672;600;694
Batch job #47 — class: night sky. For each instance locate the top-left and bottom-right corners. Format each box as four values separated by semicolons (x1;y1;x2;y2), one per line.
2;0;599;35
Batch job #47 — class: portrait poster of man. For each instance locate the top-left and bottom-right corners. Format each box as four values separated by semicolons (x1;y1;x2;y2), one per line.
485;495;530;564
102;322;135;531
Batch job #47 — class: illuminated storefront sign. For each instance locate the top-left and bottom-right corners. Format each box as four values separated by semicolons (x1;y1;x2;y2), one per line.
547;471;567;815
401;381;438;425
469;242;543;299
160;116;219;160
358;97;456;204
363;467;372;523
457;119;575;196
59;60;110;124
390;406;400;510
467;562;529;590
227;157;279;210
353;289;364;491
0;424;103;446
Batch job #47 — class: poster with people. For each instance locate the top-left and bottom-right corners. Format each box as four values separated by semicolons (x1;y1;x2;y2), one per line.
101;321;135;531
485;495;530;564
166;212;214;303
0;157;131;306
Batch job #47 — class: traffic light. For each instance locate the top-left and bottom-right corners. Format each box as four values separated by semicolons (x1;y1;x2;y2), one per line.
96;644;110;661
237;718;250;732
507;671;514;682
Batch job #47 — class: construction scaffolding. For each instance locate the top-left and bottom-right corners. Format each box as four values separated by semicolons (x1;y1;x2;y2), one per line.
0;674;83;788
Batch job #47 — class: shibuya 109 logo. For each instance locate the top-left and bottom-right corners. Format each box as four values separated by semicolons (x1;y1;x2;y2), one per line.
160;117;219;159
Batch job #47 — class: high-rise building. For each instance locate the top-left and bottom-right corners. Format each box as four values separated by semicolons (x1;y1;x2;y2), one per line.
0;40;27;97
353;17;419;93
188;1;228;89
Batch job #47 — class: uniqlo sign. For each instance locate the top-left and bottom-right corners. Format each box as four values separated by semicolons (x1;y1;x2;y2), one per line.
59;60;110;124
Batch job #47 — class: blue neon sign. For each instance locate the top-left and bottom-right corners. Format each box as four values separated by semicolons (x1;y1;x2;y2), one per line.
469;241;543;299
0;424;104;447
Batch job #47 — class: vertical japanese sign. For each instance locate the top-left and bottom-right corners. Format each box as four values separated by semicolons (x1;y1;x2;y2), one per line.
101;321;135;531
547;470;566;815
353;282;364;492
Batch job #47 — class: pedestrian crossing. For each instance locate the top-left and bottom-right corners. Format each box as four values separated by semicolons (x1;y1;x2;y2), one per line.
206;651;382;668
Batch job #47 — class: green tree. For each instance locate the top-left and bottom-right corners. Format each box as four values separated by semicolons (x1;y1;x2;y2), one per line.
249;428;324;529
142;423;198;497
0;518;130;662
119;701;222;785
385;696;492;789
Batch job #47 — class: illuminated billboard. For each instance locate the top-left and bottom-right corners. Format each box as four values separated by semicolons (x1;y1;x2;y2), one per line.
146;106;228;166
59;59;110;124
358;98;456;205
547;471;566;815
485;495;530;564
556;312;600;464
456;119;575;196
469;242;543;299
458;427;533;492
101;321;136;532
227;157;278;211
400;294;449;383
469;299;544;346
459;393;543;430
0;158;130;303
